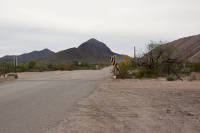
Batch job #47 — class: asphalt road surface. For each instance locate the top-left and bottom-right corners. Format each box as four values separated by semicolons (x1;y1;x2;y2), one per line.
0;67;111;133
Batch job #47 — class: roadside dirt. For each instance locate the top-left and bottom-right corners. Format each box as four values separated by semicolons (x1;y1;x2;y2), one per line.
0;77;15;82
46;78;200;133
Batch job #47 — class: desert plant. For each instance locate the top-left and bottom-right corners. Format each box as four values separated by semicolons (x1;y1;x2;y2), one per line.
65;62;72;70
166;74;177;81
185;62;200;72
17;63;29;72
117;62;131;79
7;73;18;79
188;73;197;81
135;71;144;79
28;60;37;69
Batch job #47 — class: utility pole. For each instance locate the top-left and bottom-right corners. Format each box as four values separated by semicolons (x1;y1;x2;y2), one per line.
16;56;18;67
134;46;136;59
14;56;17;73
3;64;5;78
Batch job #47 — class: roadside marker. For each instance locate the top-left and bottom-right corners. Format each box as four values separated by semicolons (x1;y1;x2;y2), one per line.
109;56;118;67
109;56;120;76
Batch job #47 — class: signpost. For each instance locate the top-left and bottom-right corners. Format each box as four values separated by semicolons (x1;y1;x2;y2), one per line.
109;56;118;67
109;56;120;77
124;55;130;66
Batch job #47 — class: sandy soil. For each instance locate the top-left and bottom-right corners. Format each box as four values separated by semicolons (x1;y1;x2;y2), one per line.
46;78;200;133
0;77;15;82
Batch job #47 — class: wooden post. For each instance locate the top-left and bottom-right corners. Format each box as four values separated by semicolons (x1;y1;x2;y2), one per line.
14;56;17;73
114;56;116;76
3;64;5;78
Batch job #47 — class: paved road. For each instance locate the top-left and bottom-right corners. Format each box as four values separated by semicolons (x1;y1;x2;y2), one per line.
0;67;111;133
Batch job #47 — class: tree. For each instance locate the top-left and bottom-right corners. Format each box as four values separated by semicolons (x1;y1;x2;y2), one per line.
28;60;37;69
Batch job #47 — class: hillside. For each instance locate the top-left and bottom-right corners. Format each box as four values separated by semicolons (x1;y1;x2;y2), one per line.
0;49;55;63
168;34;200;62
42;38;120;63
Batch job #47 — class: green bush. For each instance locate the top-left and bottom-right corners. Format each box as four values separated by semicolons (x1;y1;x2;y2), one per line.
144;68;158;78
28;60;37;69
17;63;29;72
134;67;158;79
1;60;109;73
135;71;144;79
166;74;177;81
7;73;18;79
181;67;191;76
185;62;200;72
47;63;59;71
65;62;72;71
118;63;131;79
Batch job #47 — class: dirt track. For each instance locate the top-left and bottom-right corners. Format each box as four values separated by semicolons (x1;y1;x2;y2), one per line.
47;78;200;133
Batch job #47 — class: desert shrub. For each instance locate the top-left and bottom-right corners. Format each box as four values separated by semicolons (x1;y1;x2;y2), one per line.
135;71;144;79
37;64;48;72
0;62;19;74
47;63;59;71
188;73;197;81
166;74;177;81
118;63;131;79
28;60;37;69
128;59;137;69
7;73;18;79
185;62;200;72
17;63;28;72
181;67;191;76
72;60;79;66
194;63;200;72
143;68;158;78
65;62;72;70
1;60;109;73
134;67;158;79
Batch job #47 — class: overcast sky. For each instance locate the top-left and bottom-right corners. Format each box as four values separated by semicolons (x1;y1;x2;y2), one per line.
0;0;200;57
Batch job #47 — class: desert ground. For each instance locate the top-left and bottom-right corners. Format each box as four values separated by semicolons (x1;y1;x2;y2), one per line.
46;78;200;133
1;68;200;133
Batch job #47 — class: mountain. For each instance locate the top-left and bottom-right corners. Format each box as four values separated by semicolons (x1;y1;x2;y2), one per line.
41;38;120;63
168;34;200;62
0;49;55;63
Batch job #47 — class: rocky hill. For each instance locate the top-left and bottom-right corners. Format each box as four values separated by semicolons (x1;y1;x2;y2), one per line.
0;49;55;63
41;38;120;63
168;34;200;62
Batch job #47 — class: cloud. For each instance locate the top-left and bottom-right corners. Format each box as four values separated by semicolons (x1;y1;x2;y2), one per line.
0;0;200;57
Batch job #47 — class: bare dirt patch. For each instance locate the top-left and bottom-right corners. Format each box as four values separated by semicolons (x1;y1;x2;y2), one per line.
46;78;200;133
0;77;16;82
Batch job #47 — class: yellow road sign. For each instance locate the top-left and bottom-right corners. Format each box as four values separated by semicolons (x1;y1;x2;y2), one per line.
124;55;130;61
124;55;130;66
109;56;117;67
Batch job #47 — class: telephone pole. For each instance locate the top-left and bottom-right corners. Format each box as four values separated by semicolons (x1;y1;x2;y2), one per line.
134;46;136;59
14;56;17;73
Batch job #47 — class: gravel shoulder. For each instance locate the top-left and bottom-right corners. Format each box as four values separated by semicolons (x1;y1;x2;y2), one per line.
46;78;200;133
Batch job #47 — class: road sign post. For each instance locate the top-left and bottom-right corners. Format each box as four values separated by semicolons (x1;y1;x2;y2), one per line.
109;56;120;77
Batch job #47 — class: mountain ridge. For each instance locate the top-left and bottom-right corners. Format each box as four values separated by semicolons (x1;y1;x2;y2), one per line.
40;38;119;63
0;48;55;63
1;34;199;64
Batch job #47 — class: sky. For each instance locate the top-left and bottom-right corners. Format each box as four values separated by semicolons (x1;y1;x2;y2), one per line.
0;0;200;57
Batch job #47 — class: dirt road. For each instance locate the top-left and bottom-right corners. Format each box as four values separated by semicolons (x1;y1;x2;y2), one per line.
0;67;111;133
47;78;200;133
